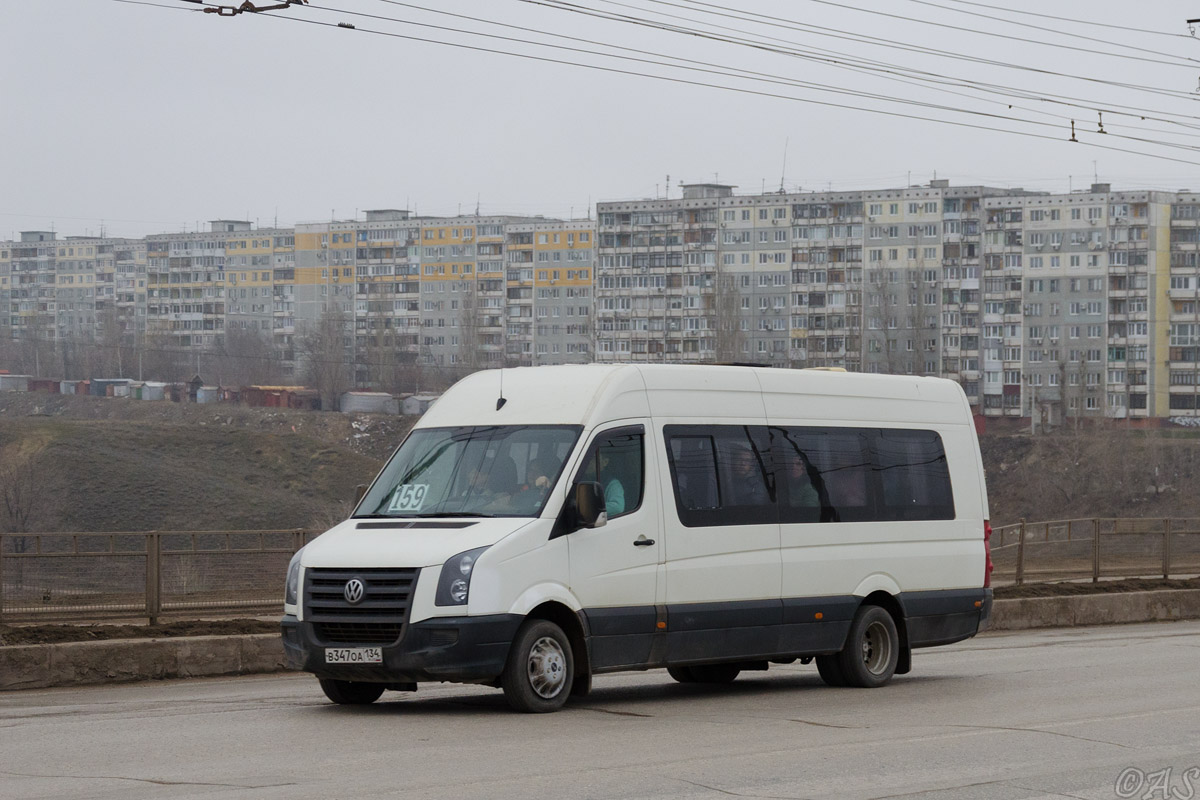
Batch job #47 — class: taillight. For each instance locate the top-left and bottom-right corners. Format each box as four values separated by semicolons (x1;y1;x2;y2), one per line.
983;520;994;588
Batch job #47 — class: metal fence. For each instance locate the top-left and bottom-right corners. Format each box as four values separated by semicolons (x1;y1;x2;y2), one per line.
3;519;1198;623
991;518;1200;585
0;530;315;624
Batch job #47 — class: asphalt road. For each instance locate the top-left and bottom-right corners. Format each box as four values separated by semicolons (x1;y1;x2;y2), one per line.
3;621;1200;800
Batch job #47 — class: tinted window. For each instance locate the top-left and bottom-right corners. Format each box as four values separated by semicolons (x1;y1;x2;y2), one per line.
575;427;644;519
872;429;954;521
665;425;774;527
664;424;954;527
776;427;873;522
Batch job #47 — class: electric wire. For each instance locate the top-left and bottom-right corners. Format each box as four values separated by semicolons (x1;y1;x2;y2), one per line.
804;0;1200;69
261;7;1200;166
936;0;1194;40
905;0;1200;66
635;0;1200;100
128;0;1200;166
366;0;1200;141
285;2;1200;153
578;0;1200;136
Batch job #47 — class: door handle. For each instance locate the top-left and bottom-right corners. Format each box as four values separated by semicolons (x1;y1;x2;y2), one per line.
633;537;655;546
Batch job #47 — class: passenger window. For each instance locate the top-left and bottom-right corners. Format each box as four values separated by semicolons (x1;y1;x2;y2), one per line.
665;426;774;527
872;430;954;520
575;428;644;519
772;427;833;524
782;428;874;523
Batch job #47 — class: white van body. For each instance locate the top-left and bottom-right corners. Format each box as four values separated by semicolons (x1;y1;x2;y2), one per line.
281;364;993;711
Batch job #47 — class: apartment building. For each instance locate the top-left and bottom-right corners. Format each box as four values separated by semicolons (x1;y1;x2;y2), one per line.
595;182;1022;412
595;180;1200;423
291;212;594;386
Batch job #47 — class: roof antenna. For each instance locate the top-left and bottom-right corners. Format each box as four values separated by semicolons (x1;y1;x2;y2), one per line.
496;369;507;411
779;137;788;193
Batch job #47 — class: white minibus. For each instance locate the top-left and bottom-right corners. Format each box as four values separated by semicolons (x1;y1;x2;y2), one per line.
281;364;993;712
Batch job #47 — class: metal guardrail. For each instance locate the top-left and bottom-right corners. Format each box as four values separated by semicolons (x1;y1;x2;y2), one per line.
0;530;316;624
991;518;1200;585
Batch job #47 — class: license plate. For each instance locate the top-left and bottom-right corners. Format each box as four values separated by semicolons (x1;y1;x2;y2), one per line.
325;647;383;664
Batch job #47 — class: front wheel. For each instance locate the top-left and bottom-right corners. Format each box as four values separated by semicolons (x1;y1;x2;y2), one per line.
318;678;385;705
501;619;574;713
836;605;899;688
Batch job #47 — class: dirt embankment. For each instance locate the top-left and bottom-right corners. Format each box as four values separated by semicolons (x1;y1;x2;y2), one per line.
0;392;414;532
980;426;1200;526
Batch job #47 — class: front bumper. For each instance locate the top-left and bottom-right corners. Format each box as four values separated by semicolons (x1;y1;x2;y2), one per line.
281;613;524;684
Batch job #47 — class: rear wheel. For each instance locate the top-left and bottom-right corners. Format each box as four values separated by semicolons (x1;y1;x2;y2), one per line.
836;605;899;688
319;678;385;705
501;619;574;713
815;655;847;687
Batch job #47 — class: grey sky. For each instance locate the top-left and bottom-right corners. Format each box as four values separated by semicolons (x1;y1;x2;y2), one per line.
4;0;1199;238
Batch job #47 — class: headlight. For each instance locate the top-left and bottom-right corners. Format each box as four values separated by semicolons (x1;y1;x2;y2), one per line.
285;550;303;607
435;546;489;607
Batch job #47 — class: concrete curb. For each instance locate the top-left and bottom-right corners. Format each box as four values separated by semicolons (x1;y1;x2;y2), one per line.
0;634;289;691
987;588;1200;631
3;589;1200;691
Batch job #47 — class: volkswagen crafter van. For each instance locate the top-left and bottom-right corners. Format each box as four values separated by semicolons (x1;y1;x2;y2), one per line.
281;364;993;712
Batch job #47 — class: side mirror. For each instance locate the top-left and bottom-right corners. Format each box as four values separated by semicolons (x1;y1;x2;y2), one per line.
574;482;608;529
354;484;369;505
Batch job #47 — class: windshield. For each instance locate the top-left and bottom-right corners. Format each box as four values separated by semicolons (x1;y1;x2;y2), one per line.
356;425;582;519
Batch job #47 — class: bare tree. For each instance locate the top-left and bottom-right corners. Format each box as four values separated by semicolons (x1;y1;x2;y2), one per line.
709;271;744;363
457;279;481;372
0;450;55;535
212;325;280;388
299;308;353;411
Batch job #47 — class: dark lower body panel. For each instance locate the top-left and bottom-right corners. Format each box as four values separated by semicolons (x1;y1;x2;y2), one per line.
281;613;523;684
583;588;991;673
281;587;991;684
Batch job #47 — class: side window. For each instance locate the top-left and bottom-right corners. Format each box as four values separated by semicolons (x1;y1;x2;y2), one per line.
665;425;774;527
782;427;874;523
773;426;955;523
872;430;954;521
575;427;644;519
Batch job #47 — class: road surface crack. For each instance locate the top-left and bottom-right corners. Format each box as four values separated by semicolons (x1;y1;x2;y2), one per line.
0;769;294;789
669;775;813;799
573;706;654;717
788;718;861;729
949;724;1132;748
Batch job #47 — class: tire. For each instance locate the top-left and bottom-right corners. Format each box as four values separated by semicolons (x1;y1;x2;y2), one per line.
318;678;385;705
688;663;740;684
815;655;847;687
501;619;574;713
667;665;697;683
836;605;900;688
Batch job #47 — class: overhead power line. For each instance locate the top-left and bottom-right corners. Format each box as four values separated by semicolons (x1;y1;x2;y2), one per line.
803;0;1200;70
936;0;1194;39
514;0;1200;136
126;0;1200;167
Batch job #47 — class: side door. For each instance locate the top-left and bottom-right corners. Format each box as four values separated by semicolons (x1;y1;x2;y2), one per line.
659;424;782;662
565;423;660;669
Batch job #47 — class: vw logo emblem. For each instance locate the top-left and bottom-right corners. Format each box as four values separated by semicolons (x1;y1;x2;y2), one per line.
343;578;366;605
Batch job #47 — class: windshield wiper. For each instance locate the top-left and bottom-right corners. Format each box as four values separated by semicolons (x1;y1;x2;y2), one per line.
404;512;495;518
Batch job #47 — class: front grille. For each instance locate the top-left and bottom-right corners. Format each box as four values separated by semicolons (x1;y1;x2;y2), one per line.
304;567;419;646
313;622;405;645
